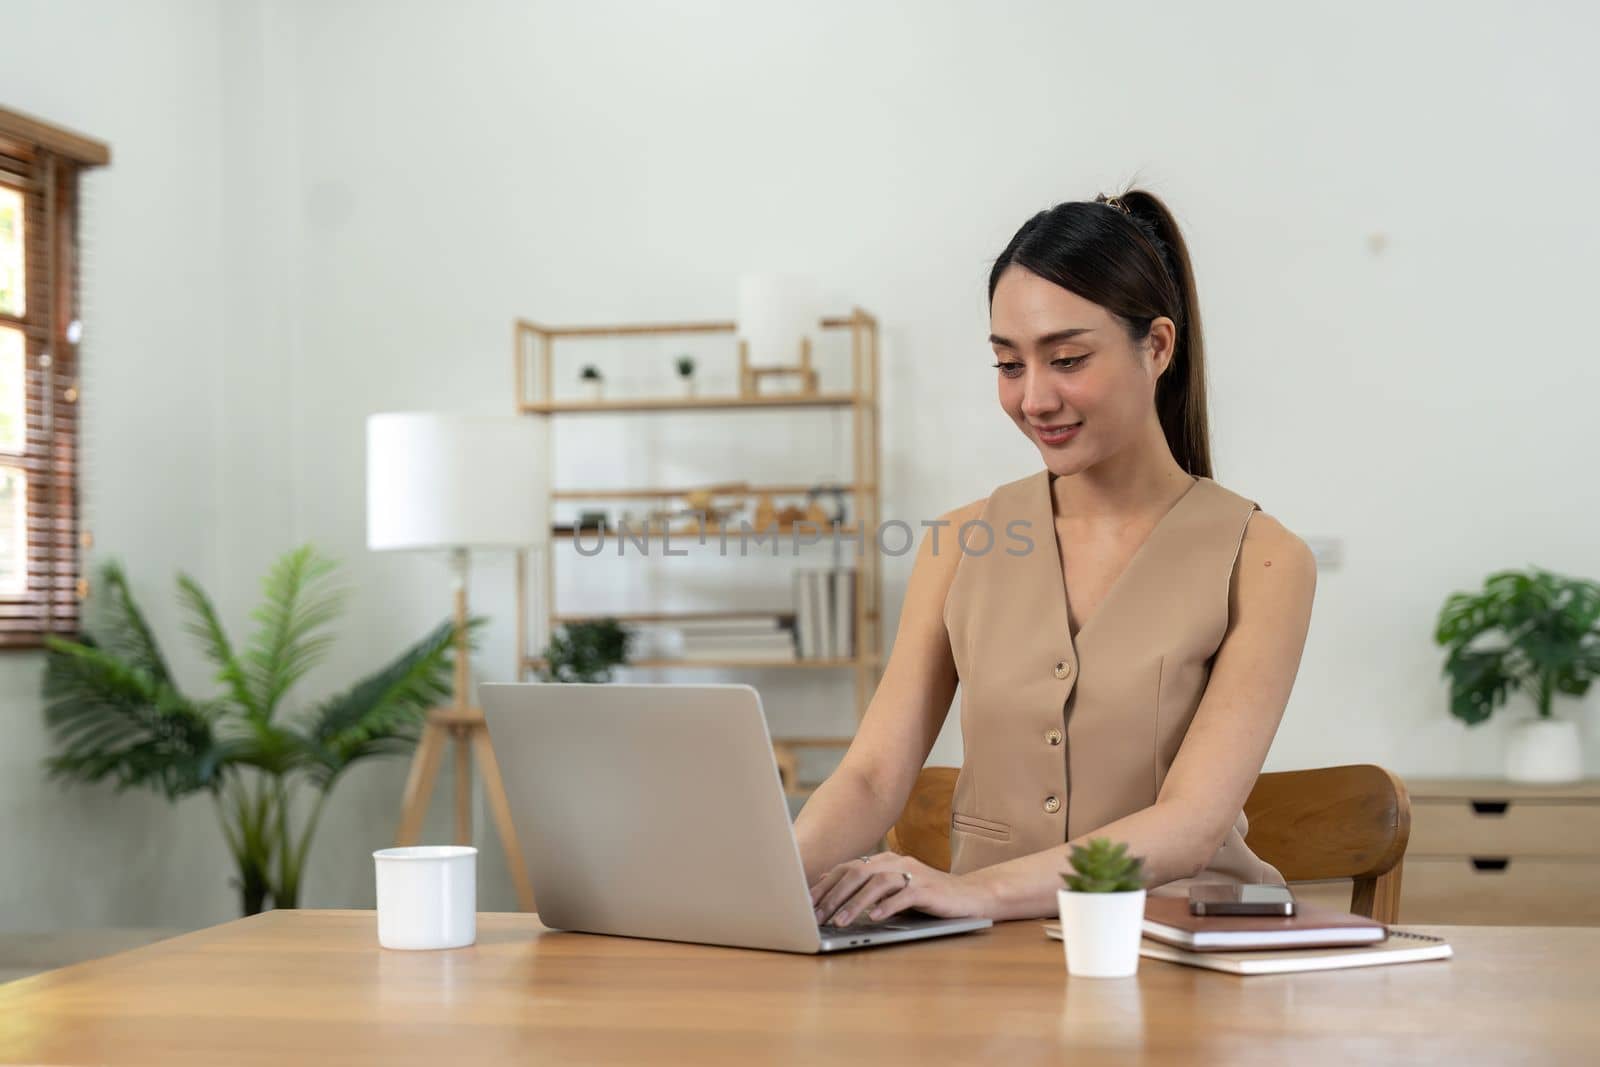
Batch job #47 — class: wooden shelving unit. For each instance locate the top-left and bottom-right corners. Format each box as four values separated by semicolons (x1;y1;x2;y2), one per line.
512;312;884;797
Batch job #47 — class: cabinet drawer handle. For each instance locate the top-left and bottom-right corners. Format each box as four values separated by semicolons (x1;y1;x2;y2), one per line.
1470;800;1510;816
1470;857;1511;872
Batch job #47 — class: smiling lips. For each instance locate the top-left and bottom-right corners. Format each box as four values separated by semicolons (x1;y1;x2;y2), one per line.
1033;422;1081;446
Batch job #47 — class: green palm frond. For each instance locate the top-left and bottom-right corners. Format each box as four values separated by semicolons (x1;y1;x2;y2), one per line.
178;573;259;717
241;547;345;723
91;560;175;688
242;545;346;721
42;635;223;798
223;719;310;779
297;618;469;786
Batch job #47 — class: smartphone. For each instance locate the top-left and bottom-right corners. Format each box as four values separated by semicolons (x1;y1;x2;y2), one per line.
1187;883;1296;916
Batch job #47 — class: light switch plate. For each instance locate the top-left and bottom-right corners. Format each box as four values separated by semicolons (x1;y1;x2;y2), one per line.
1304;537;1343;569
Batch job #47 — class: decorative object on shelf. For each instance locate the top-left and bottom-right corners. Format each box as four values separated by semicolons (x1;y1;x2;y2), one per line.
675;354;696;397
1433;567;1599;783
537;619;632;682
367;412;544;910
1056;838;1148;978
736;272;821;398
678;488;743;532
575;509;609;531
579;364;604;401
754;492;777;531
40;549;469;917
809;483;850;526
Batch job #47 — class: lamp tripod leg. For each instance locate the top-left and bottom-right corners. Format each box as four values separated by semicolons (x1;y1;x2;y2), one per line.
471;727;536;913
396;718;448;846
453;727;473;845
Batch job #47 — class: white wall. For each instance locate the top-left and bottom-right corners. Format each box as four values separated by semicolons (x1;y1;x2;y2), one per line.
3;0;1597;930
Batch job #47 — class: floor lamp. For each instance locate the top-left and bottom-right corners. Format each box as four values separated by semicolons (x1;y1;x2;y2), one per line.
366;412;542;911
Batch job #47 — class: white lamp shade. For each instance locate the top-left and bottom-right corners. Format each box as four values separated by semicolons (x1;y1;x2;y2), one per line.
366;412;543;551
736;273;821;364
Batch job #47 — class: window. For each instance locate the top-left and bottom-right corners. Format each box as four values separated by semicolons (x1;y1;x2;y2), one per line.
0;107;108;647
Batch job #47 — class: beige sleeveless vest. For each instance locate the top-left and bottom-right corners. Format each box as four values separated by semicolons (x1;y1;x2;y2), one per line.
941;468;1284;892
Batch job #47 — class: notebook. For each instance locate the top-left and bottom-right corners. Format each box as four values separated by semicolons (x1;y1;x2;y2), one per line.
1042;924;1452;975
1140;895;1387;950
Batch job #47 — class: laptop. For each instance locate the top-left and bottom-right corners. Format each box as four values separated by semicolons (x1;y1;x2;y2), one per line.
479;682;993;954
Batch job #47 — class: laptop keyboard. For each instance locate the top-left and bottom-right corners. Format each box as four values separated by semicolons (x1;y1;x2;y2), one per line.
818;915;936;935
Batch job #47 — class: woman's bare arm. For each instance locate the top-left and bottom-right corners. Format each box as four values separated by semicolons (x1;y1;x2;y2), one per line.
792;501;981;884
964;511;1317;920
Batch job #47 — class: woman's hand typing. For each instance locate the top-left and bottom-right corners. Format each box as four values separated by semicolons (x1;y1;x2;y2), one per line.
808;852;993;926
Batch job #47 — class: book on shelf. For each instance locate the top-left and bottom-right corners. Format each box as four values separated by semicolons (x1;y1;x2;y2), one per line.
680;635;798;656
677;646;799;662
794;570;820;658
830;567;855;660
793;567;857;660
673;615;790;634
679;631;797;647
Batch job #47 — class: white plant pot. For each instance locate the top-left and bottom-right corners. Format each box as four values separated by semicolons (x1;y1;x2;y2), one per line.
679;376;696;397
1057;887;1146;978
580;379;604;402
1505;717;1583;783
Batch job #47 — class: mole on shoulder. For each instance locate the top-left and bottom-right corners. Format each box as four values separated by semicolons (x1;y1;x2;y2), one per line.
1263;560;1273;567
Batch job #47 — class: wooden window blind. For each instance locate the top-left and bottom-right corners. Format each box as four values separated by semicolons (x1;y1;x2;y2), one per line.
0;107;109;648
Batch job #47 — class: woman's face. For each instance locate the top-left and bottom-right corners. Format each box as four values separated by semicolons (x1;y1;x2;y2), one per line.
988;264;1173;476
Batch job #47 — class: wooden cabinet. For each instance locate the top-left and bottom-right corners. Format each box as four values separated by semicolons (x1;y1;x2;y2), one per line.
1400;778;1600;926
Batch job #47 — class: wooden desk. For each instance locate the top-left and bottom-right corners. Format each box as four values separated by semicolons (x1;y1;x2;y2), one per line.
1;911;1595;1064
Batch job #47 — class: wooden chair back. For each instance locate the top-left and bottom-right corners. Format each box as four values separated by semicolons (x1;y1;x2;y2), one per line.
885;763;1411;923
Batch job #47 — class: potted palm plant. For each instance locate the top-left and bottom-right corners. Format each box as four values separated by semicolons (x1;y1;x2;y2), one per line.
675;354;696;397
41;546;475;915
1057;837;1147;977
1434;567;1600;782
537;619;631;682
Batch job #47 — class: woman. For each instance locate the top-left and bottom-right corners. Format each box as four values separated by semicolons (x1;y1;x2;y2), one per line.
795;189;1317;926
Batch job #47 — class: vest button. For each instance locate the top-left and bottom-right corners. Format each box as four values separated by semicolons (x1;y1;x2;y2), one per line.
1043;795;1061;814
1045;728;1062;746
1053;660;1072;680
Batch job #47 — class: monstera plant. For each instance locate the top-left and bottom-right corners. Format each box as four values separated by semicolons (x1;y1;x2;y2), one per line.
1434;567;1600;782
41;546;477;915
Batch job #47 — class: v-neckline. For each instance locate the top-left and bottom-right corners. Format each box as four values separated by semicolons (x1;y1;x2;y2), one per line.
1041;469;1204;647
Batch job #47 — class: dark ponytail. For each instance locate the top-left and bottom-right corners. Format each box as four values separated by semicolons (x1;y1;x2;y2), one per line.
987;188;1212;479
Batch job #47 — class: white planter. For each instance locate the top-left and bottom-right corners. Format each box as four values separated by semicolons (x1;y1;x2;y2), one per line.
580;379;604;402
1505;717;1583;783
679;376;697;397
1057;887;1146;978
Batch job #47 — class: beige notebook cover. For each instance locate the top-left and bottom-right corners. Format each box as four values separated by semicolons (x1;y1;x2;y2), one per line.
1042;924;1452;975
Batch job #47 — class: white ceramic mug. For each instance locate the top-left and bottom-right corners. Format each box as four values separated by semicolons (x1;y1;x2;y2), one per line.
373;845;477;950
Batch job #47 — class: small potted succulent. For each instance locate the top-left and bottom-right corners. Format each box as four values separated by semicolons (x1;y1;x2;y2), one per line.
675;354;696;397
1434;567;1600;783
1057;838;1147;978
579;364;604;402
